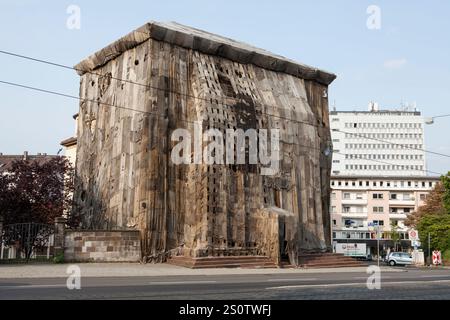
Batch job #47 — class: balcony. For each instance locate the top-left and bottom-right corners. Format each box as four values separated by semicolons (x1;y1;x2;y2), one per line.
341;198;367;205
341;225;368;231
389;213;408;220
333;230;371;240
389;195;415;206
389;199;415;206
340;212;367;219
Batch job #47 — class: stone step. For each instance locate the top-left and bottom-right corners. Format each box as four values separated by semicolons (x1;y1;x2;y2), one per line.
300;257;361;263
299;261;367;268
167;255;278;269
294;253;367;268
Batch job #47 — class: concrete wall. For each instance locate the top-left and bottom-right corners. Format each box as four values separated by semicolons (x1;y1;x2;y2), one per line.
64;230;141;262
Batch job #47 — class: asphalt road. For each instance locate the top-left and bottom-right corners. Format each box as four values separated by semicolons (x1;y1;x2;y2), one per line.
1;267;449;300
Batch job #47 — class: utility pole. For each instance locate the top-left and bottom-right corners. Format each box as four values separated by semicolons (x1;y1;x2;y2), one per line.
377;225;380;267
428;232;431;266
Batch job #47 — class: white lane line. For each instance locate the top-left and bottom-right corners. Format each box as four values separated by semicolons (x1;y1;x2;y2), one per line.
266;278;318;282
420;275;450;278
353;276;393;280
148;281;218;285
0;284;65;290
266;279;450;290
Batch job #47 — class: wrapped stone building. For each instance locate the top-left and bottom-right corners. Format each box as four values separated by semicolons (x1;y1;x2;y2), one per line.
72;21;336;266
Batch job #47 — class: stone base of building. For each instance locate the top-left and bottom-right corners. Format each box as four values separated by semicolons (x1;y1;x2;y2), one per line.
297;253;367;268
167;255;278;269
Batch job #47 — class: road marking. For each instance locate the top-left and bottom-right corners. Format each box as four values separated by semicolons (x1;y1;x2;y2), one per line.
148;281;218;285
353;276;392;280
266;279;450;290
0;284;65;290
266;278;318;282
420;275;450;278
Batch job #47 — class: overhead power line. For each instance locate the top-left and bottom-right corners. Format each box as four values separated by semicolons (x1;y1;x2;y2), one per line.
332;129;450;159
0;49;323;128
333;151;443;176
1;49;449;158
430;113;450;119
0;49;448;172
0;78;445;176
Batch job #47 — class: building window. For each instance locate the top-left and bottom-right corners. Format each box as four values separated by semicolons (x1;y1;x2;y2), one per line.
373;193;383;199
332;219;336;226
343;206;350;213
420;194;426;201
390;194;397;200
373;206;384;213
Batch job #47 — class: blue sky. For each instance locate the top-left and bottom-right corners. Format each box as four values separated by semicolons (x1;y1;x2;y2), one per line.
0;0;449;174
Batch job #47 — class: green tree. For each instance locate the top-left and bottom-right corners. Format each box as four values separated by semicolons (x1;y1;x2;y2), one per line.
442;173;450;213
417;214;450;258
407;172;450;263
390;221;401;251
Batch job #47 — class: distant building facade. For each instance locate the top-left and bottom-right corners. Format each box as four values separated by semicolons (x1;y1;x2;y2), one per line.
328;103;438;257
330;175;439;256
329;103;426;177
60;113;78;167
0;151;57;174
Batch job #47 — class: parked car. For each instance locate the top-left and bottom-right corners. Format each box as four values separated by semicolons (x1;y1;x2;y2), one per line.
386;252;413;266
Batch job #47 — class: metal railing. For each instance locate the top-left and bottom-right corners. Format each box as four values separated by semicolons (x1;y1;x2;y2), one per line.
0;223;54;262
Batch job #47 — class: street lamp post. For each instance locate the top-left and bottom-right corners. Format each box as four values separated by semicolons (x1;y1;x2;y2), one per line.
376;225;380;267
428;232;431;266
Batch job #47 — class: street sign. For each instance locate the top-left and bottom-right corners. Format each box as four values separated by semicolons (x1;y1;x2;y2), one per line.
432;250;442;265
408;230;418;241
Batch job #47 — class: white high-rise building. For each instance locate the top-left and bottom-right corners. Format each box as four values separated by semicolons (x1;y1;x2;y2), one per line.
329;103;427;176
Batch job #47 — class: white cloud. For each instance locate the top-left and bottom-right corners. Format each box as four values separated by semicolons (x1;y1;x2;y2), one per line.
383;58;407;69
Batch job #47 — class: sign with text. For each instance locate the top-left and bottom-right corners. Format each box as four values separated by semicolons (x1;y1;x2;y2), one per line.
335;243;367;257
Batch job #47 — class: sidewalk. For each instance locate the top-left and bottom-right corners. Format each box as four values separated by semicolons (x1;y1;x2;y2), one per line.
0;263;404;279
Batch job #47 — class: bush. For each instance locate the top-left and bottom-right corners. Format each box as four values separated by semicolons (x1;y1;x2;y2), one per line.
443;249;450;264
53;253;65;264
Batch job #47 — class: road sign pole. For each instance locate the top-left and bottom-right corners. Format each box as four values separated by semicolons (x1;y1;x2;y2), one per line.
428;233;431;266
377;225;380;267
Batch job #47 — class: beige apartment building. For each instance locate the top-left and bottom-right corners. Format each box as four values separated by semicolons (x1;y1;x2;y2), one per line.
60;113;78;167
330;175;440;257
